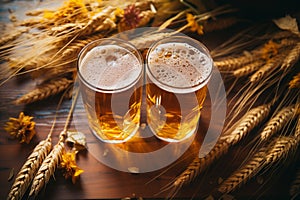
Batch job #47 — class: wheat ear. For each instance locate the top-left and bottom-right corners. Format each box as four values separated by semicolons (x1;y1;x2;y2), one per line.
214;54;256;71
29;88;78;197
225;103;272;144
290;168;300;200
260;104;298;142
29;133;65;197
173;104;271;188
62;33;105;58
250;52;286;83
0;27;29;47
173;139;229;189
218;147;267;194
15;77;73;105
289;72;300;89
233;60;264;77
265;136;298;165
281;42;300;69
6;136;52;200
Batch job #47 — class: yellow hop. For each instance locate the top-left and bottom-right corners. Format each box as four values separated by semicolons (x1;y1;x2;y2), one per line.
4;112;36;144
60;151;84;184
186;13;204;35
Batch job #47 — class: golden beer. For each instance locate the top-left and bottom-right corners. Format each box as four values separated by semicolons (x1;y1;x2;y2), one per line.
77;38;143;143
146;36;213;142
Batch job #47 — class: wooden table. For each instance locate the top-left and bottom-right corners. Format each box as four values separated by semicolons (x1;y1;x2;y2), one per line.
1;1;300;200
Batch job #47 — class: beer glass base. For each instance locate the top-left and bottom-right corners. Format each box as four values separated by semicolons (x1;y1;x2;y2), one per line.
149;124;198;143
89;125;139;144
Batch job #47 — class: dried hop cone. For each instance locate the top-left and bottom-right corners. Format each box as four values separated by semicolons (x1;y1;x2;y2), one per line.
122;4;141;29
4;112;36;144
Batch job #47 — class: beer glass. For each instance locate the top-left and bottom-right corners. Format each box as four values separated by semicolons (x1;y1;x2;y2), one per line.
77;38;143;143
146;36;213;142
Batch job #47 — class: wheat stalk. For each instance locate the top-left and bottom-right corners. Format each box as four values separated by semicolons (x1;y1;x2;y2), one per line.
232;60;264;78
6;137;52;200
137;10;156;27
260;104;298;142
281;42;300;69
218;147;267;194
290;168;300;200
15;77;73;105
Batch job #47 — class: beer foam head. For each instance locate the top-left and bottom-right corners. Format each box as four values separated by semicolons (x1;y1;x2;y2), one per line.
147;42;212;93
79;44;141;91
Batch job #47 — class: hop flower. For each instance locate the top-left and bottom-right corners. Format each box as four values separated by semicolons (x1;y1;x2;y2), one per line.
123;4;141;28
4;112;36;144
186;13;204;35
60;150;84;184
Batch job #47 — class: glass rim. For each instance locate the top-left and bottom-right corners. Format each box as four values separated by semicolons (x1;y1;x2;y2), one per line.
146;35;213;93
77;37;144;93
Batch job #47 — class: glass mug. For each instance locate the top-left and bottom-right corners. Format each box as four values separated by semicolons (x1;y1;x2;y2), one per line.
77;38;143;143
146;36;213;142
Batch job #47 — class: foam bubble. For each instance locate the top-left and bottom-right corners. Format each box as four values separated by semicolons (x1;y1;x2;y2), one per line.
79;45;141;90
148;42;212;92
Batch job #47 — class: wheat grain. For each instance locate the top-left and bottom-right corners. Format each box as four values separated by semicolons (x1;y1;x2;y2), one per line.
233;60;264;77
290;168;300;199
214;54;256;71
265;136;298;164
15;77;73;105
7;138;52;200
260;105;298;142
281;42;300;69
289;72;300;89
29;140;64;197
203;17;238;32
218;147;267;194
250;52;286;83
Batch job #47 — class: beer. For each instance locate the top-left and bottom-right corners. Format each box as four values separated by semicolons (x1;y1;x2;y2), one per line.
78;39;143;143
146;37;212;142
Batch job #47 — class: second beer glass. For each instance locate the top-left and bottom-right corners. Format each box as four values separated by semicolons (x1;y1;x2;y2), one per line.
77;38;143;143
146;36;213;142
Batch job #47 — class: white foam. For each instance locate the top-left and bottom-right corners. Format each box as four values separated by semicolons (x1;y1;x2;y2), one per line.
148;42;212;93
79;45;141;91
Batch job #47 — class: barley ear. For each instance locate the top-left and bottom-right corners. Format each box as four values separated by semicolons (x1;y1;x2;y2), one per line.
7;138;52;200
